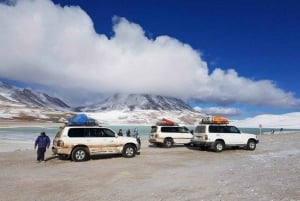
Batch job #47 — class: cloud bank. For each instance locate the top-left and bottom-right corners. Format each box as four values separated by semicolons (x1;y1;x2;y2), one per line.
0;0;299;108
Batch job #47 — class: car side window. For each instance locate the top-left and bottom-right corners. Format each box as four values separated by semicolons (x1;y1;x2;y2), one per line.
179;127;189;133
68;128;85;137
102;128;116;137
88;128;102;137
209;126;220;133
161;127;179;133
228;126;240;133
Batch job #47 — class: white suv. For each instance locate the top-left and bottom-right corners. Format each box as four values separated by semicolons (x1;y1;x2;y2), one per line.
52;125;141;161
149;125;193;148
191;124;259;152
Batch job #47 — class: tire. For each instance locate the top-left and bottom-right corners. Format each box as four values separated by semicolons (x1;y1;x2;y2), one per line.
122;144;136;158
71;147;89;162
247;140;256;150
164;138;173;148
213;141;224;152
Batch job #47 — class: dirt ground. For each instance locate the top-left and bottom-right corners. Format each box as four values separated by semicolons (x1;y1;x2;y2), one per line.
0;133;299;201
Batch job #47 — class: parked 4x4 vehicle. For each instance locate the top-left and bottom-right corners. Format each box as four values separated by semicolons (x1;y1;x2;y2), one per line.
149;118;193;148
52;125;141;162
191;116;259;152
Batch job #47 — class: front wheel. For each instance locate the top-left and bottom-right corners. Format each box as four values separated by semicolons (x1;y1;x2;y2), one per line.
213;141;224;152
71;147;89;162
122;144;136;158
247;140;256;150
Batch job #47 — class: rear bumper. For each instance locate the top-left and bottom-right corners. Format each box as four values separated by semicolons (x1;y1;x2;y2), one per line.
149;138;164;144
52;146;71;155
191;140;213;147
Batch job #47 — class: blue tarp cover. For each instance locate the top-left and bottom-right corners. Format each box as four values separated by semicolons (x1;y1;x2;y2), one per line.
68;114;96;125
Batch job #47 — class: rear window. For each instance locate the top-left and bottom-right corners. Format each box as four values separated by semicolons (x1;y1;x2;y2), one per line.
195;126;206;133
151;126;157;133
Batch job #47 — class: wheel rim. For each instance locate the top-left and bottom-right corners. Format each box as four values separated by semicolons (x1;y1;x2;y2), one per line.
216;143;223;151
249;142;255;149
126;147;134;157
165;140;172;147
75;150;85;160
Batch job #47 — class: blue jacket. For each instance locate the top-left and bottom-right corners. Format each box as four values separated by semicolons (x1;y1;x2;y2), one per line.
35;135;50;149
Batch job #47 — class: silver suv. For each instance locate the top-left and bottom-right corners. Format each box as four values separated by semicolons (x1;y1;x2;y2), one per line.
149;125;193;148
191;123;259;152
52;125;141;161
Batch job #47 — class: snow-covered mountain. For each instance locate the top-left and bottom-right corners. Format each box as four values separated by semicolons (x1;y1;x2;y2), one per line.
0;82;205;124
78;94;194;112
0;82;70;110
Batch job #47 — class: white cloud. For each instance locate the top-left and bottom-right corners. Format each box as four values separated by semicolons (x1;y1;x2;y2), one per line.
193;106;241;117
0;0;299;108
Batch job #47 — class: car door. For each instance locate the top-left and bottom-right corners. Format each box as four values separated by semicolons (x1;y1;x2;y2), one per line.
178;126;193;144
86;127;119;154
223;126;242;145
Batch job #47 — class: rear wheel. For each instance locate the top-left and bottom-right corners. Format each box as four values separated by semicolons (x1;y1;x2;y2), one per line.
213;141;224;152
71;147;89;162
164;138;173;148
247;140;256;150
122;144;136;158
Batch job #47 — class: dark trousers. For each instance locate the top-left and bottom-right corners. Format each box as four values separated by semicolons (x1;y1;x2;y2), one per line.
37;147;46;161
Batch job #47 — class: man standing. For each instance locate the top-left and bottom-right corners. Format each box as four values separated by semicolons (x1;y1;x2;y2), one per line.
34;132;50;162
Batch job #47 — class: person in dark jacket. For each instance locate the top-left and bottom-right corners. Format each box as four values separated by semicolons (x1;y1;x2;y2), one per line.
34;132;50;162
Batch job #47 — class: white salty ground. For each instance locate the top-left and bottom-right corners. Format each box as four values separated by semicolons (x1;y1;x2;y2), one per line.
0;133;299;201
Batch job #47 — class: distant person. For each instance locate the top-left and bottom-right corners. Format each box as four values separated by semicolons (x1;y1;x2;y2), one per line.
133;128;138;137
279;128;283;134
126;129;131;137
271;129;275;134
34;132;50;163
117;129;123;136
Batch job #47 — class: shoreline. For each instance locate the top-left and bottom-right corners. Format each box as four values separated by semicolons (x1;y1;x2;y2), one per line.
0;121;63;128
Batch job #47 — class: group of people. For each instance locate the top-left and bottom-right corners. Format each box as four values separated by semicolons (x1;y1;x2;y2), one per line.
117;128;138;137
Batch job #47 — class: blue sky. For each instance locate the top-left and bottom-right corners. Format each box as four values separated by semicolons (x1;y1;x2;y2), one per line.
0;0;299;119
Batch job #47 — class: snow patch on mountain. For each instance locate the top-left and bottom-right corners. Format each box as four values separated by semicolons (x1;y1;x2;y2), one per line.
79;94;194;112
0;81;70;110
86;109;204;125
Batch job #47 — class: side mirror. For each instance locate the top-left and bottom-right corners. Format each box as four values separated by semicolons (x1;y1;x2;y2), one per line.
190;130;194;134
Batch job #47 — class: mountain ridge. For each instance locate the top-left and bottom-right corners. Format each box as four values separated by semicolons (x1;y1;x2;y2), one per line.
78;93;194;112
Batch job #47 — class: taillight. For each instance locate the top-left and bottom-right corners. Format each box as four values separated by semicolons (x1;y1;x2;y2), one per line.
204;135;208;140
57;140;64;147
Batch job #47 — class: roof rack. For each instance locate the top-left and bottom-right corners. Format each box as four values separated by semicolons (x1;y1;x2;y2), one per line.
200;116;229;125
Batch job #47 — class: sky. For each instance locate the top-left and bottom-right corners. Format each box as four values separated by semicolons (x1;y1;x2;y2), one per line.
0;0;299;119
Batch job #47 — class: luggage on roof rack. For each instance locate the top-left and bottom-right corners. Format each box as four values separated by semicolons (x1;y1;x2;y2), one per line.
200;116;229;124
67;114;98;126
156;118;179;126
